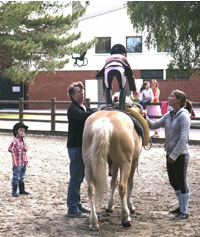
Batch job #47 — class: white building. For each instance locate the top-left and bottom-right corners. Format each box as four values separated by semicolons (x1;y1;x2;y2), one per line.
27;1;199;107
66;2;172;79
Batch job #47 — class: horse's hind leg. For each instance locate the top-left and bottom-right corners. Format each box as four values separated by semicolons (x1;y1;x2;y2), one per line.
119;165;132;227
88;183;99;231
105;164;118;212
127;158;138;213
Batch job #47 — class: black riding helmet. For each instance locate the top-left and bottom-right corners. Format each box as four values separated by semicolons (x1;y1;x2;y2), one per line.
13;122;28;137
110;44;127;56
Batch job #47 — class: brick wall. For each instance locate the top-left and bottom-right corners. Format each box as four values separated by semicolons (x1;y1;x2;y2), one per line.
146;75;199;102
28;70;199;109
28;71;96;109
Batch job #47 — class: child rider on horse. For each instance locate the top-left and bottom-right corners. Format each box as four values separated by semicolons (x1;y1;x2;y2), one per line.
96;44;139;111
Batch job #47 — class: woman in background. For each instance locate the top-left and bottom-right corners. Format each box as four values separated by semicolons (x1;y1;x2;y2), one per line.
147;79;161;137
139;81;154;110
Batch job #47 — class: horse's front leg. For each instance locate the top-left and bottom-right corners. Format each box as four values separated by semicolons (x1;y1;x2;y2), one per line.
119;166;132;227
88;183;99;231
127;158;138;213
105;164;118;212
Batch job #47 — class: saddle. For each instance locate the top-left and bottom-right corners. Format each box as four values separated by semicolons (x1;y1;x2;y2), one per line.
125;103;149;146
129;115;144;140
99;102;149;146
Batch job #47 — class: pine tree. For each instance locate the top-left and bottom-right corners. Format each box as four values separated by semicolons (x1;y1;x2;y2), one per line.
0;1;97;84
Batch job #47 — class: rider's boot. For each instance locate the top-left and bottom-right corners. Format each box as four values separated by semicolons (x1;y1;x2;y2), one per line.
119;87;127;111
105;88;112;106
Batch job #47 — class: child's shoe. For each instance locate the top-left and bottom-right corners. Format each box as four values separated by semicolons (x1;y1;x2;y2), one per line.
12;185;20;197
19;182;30;195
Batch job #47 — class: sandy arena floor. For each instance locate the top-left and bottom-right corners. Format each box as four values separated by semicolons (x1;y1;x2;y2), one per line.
0;133;200;237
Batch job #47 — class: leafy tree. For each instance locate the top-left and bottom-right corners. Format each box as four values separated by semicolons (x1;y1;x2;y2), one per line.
127;1;200;78
0;1;97;84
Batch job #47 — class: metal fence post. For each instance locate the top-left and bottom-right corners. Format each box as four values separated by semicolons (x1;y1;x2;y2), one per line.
19;97;24;122
51;98;56;131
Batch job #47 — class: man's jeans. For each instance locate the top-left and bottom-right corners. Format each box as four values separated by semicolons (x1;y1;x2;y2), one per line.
12;165;26;186
67;147;84;213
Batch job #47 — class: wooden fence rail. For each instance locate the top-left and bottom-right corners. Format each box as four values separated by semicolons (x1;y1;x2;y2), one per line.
0;98;200;131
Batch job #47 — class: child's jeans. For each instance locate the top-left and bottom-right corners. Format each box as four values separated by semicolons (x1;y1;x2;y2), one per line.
12;165;26;186
139;99;151;110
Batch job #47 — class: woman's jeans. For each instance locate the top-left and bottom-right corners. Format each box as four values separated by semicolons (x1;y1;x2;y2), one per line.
139;99;151;110
67;147;84;213
12;165;26;186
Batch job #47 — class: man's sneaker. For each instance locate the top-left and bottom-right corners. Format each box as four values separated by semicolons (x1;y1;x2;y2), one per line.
174;212;188;220
169;207;180;214
67;209;87;218
78;206;90;213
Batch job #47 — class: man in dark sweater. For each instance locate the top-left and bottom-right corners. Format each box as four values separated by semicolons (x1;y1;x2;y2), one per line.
66;81;95;218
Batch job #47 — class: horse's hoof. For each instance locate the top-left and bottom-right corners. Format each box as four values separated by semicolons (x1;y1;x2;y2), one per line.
105;206;114;212
129;207;135;214
130;209;135;214
122;221;132;227
129;205;136;213
90;223;99;231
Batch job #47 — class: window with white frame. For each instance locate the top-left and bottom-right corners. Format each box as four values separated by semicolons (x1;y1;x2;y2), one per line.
141;70;163;79
126;36;142;53
95;37;111;54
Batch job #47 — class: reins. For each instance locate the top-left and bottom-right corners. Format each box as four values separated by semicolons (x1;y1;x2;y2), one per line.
143;136;152;150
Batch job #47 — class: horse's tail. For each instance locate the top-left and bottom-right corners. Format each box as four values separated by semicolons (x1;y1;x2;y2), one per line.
89;117;113;203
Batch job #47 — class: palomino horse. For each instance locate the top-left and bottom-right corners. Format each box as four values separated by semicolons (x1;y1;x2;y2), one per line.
82;110;142;230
